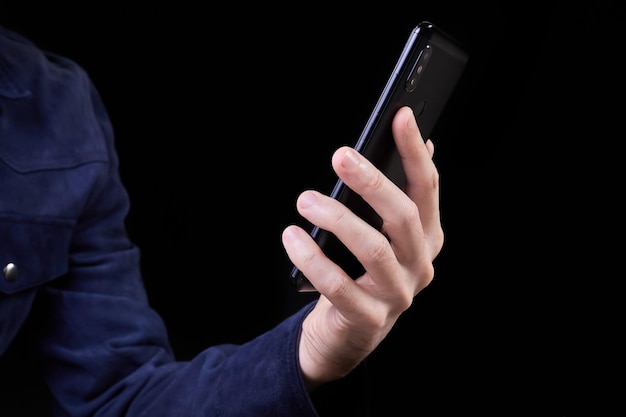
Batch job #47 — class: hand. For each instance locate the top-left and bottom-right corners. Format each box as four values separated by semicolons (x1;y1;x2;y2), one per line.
281;106;444;389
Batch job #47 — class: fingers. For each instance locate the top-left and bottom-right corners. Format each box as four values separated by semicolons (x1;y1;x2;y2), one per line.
327;147;412;285
390;107;442;249
331;106;442;262
282;220;367;310
283;106;443;299
282;186;383;290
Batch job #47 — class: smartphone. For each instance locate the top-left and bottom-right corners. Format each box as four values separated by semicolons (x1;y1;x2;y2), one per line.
290;21;468;292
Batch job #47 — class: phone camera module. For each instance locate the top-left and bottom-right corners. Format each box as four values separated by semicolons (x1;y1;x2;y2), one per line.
405;44;432;93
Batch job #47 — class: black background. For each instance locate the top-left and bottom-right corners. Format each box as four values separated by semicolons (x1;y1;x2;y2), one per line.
1;1;622;414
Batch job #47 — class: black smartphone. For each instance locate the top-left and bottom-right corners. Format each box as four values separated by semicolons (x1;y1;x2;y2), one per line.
290;21;468;292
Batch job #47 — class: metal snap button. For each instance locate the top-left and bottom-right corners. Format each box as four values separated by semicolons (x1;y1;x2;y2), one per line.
3;263;19;281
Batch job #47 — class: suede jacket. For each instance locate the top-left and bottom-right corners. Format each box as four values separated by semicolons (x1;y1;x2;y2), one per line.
0;25;324;417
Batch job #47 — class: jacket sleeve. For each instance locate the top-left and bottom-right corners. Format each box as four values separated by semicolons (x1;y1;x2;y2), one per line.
0;26;322;417
39;59;321;417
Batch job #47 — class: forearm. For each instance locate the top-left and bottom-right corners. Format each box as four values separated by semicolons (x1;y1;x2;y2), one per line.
35;285;320;417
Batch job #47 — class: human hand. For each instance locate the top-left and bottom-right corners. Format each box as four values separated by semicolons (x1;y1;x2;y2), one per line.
281;106;444;389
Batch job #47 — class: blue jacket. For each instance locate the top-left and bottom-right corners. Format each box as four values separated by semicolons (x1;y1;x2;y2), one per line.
0;25;325;416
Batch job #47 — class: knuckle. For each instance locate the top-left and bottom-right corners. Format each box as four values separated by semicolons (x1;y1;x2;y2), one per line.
330;206;350;230
322;271;351;298
359;166;386;196
414;262;435;293
415;170;439;194
368;170;387;193
397;291;414;312
428;170;440;192
366;233;392;265
299;250;319;273
433;228;445;254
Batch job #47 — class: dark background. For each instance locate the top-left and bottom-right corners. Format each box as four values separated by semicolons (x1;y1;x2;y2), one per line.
1;1;621;414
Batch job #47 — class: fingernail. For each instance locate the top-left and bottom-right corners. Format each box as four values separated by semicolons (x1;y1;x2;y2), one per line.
299;191;317;208
343;148;360;169
282;226;299;244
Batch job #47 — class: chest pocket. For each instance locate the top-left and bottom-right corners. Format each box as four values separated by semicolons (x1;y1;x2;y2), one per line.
0;215;73;294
